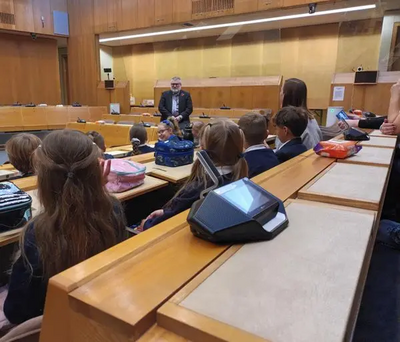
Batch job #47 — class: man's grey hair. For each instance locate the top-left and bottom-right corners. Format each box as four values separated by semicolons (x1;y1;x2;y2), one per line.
171;77;182;83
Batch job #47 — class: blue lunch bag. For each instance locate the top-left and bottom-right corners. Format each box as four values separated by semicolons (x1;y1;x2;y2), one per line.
155;137;194;167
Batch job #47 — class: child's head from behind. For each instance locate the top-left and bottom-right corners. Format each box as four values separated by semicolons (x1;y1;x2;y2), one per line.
6;133;41;174
274;106;308;143
238;113;268;149
31;129;124;279
35;130;104;209
86;131;106;152
130;124;148;145
158;119;177;141
192;121;205;139
199;119;248;179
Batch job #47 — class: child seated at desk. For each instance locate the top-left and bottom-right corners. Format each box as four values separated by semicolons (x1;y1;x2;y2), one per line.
157;118;182;142
142;119;248;230
86;131;114;160
238;113;279;178
3;129;127;325
127;125;155;156
5;133;41;179
192;121;205;147
274;106;308;164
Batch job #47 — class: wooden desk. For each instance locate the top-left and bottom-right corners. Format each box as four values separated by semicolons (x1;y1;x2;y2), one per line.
298;163;389;211
360;136;397;148
113;176;168;202
145;161;194;184
369;130;398;138
128;152;156;164
11;176;37;191
40;153;330;342
339;146;395;167
158;200;376;342
0;164;15;171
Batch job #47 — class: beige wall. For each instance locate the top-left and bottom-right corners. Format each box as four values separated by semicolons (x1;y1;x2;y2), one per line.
113;19;382;108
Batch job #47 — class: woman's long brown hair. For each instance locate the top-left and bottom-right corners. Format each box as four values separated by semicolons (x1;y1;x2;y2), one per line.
171;119;248;200
21;129;126;279
282;78;314;120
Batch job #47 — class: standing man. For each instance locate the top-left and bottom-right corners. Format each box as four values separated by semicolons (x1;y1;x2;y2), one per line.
158;77;193;129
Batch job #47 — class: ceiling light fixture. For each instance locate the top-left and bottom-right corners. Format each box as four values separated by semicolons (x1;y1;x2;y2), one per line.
99;4;376;43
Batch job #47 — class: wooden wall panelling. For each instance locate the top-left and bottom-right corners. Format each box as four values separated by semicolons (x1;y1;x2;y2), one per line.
186;87;204;109
258;0;282;11
172;0;191;23
0;33;61;105
31;0;52;34
203;87;231;108
93;0;107;33
0;0;15;30
67;0;99;106
111;81;130;114
155;0;173;26
230;86;253;109
234;0;258;14
118;0;137;31
50;0;67;12
13;0;34;32
137;0;155;28
107;0;118;31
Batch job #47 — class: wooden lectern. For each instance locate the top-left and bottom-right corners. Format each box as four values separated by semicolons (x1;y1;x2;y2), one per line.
97;81;130;114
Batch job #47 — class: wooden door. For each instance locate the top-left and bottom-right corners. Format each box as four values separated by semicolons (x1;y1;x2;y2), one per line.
119;0;138;31
155;0;173;26
172;0;191;23
31;0;52;34
137;0;155;28
234;0;258;14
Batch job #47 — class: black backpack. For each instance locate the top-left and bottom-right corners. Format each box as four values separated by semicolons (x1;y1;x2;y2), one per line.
0;182;32;233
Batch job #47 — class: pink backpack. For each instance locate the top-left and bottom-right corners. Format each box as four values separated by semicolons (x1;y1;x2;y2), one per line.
103;159;146;193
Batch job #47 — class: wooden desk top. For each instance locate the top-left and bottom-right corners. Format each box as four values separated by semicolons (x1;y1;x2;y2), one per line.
11;176;37;191
360;136;397;148
113;176;168;202
125;152;156;164
0;164;14;171
339;146;395;167
165;200;375;342
146;162;194;184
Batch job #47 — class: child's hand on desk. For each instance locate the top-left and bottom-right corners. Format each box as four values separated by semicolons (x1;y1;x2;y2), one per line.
380;119;397;135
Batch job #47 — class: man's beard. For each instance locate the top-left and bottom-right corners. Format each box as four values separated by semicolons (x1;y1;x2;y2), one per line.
171;88;180;94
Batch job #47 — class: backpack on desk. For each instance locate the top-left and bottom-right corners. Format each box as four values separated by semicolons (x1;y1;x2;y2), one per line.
0;182;32;233
103;159;146;193
155;138;194;167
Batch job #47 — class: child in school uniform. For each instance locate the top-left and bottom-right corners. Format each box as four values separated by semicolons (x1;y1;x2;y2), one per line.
3;130;127;325
238;113;279;178
157;118;182;142
127;125;155;156
276;78;322;150
274;106;308;164
86;131;114;160
142;119;248;230
5;133;41;179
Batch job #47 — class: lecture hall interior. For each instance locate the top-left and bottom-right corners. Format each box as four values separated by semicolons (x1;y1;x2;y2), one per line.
1;0;400;341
